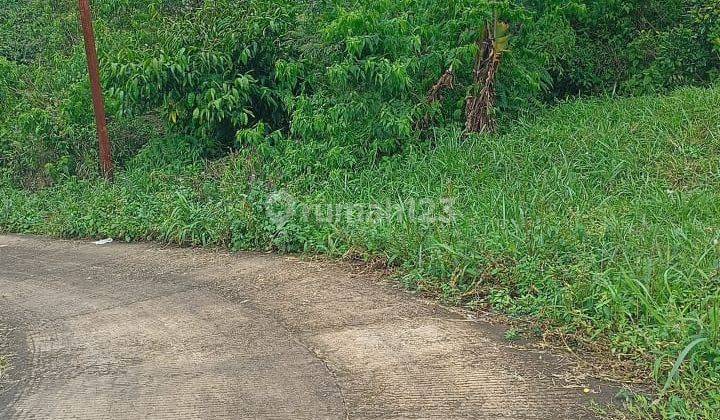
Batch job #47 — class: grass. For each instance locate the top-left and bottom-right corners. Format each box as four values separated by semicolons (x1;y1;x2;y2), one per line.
2;86;720;417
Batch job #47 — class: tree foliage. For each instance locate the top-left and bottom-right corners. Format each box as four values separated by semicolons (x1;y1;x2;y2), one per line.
106;0;293;145
1;0;719;184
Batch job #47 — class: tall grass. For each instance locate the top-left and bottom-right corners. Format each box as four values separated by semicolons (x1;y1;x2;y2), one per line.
2;86;720;417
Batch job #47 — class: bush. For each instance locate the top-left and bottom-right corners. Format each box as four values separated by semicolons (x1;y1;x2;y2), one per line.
269;0;580;173
554;0;720;96
2;0;719;186
0;0;187;186
105;0;295;146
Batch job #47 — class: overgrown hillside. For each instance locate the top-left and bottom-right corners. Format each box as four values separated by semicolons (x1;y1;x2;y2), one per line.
3;86;720;418
2;0;719;186
2;0;720;418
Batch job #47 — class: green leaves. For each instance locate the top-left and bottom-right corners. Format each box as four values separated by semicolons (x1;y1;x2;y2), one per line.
662;337;709;394
493;22;511;54
269;0;578;168
104;0;294;146
5;0;718;190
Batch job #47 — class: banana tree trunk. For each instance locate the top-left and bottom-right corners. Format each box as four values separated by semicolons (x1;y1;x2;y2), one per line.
465;22;506;134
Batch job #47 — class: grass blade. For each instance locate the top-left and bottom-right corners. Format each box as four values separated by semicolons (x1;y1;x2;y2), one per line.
661;337;708;394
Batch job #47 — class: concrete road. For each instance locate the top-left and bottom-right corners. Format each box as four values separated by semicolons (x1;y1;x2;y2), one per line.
0;235;616;419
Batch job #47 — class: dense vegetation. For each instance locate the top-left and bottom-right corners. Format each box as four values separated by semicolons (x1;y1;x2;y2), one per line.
2;0;719;417
2;0;719;185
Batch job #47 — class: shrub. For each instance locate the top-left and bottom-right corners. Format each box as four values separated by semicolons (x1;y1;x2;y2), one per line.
553;0;720;96
105;0;296;146
0;0;185;186
273;0;577;171
3;0;719;186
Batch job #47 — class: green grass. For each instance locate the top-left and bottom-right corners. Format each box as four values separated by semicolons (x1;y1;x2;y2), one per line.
2;86;720;417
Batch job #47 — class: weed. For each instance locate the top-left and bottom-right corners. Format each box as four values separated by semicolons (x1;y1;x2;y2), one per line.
504;328;521;342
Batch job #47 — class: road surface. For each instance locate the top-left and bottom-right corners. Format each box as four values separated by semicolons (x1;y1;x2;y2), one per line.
0;235;616;419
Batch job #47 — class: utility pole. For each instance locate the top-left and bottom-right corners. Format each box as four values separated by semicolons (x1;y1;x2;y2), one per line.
78;0;113;179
